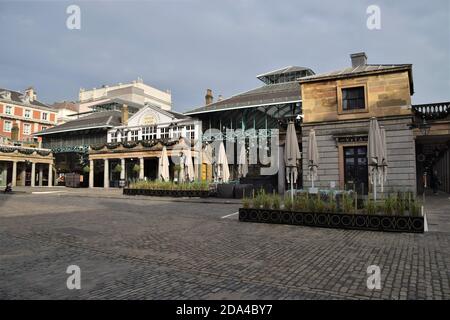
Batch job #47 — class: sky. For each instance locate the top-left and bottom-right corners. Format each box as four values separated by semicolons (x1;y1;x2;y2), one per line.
0;0;449;112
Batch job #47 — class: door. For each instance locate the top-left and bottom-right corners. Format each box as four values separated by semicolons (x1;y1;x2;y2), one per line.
344;146;368;195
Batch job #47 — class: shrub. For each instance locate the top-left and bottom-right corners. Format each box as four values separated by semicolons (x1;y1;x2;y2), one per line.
82;165;90;173
326;193;337;213
242;197;251;209
271;194;281;210
293;193;308;211
284;195;293;211
364;199;377;215
383;194;396;215
261;192;272;210
342;192;355;214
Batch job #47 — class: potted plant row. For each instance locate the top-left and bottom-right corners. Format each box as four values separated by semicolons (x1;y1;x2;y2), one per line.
239;191;424;233
123;180;211;198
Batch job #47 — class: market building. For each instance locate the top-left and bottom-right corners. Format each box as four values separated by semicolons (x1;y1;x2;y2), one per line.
185;53;450;196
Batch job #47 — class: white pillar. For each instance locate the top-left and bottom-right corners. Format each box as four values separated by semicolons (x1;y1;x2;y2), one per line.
104;159;109;188
31;162;36;187
11;161;17;187
38;165;43;186
139;157;144;180
120;158;125;180
89;159;94;188
19;165;26;186
48;163;53;187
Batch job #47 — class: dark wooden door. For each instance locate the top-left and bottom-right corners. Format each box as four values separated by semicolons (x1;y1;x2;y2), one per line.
344;146;368;195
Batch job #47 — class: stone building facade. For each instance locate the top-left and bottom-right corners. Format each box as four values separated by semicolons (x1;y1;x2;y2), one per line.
300;53;416;195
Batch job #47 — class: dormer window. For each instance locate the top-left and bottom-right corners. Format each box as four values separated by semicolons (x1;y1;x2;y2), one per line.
24;109;31;118
42;112;48;121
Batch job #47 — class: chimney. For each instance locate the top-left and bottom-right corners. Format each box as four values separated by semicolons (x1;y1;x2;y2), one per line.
121;104;129;125
11;122;19;141
350;52;367;68
25;87;35;102
205;89;214;105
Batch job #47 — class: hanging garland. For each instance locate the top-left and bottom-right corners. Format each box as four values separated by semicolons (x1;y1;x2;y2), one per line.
37;150;51;156
122;141;137;148
106;142;120;149
0;146;16;153
18;149;35;155
91;144;106;151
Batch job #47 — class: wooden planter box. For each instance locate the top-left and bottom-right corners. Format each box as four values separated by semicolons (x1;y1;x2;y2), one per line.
123;188;210;198
239;208;424;233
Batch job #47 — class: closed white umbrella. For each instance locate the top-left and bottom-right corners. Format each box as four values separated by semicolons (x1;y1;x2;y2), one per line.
183;147;195;182
178;152;185;183
217;141;230;183
307;129;319;189
158;146;170;181
237;142;248;178
284;121;301;200
368;118;384;200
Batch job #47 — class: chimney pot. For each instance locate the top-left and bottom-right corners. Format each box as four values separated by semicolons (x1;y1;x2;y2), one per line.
205;89;213;105
350;52;367;68
121;104;129;125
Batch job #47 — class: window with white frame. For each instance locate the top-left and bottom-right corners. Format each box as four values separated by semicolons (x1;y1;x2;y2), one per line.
23;123;31;135
110;131;118;143
172;126;183;139
142;126;157;140
160;127;170;139
24;109;31;118
4;120;12;132
41;126;48;131
130;130;139;141
186;125;195;140
5;105;13;115
42;112;48;121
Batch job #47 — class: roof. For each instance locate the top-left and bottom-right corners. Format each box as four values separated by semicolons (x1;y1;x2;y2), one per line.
0;87;53;111
35;110;122;136
50;101;79;112
298;64;414;94
256;66;315;85
185;81;301;115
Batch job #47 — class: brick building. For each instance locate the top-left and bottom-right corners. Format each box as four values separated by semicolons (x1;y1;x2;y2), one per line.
0;87;57;142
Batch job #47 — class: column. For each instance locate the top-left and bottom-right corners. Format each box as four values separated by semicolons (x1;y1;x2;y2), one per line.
89;159;94;188
48;163;53;187
139;157;144;180
31;162;36;187
38;165;43;186
19;164;26;186
12;161;17;187
120;158;125;180
104;159;109;188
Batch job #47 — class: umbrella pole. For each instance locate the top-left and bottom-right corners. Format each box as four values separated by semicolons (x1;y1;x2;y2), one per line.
373;170;377;201
291;171;294;202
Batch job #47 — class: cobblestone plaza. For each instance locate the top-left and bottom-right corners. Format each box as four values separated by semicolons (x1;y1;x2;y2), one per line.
0;189;449;299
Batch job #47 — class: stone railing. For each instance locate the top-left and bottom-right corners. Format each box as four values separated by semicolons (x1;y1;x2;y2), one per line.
412;102;450;120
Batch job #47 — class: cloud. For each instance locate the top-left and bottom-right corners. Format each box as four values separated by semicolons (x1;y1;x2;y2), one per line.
0;0;448;111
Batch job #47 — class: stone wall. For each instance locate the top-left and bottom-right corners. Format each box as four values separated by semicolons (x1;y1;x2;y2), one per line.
302;116;417;194
301;71;412;124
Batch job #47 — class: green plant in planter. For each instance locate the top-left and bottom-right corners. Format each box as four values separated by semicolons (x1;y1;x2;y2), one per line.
261;192;272;210
242;197;251;209
82;165;90;173
396;192;406;216
284;195;293;211
271;193;281;210
364;199;377;215
342;192;355;214
113;164;123;173
293;194;308;211
326;193;337;213
383;194;396;215
410;199;421;217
